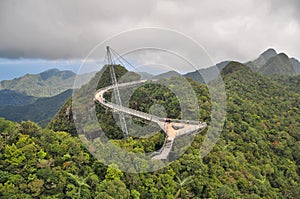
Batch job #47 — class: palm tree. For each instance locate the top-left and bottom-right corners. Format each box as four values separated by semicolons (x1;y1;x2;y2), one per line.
65;172;90;199
175;175;194;198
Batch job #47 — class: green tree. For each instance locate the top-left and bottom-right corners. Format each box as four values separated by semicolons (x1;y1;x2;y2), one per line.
64;172;90;199
175;175;194;198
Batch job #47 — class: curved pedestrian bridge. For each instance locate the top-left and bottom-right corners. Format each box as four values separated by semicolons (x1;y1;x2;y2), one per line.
94;79;207;160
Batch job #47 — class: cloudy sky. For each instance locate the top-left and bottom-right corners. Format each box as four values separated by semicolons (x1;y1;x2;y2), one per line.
0;0;299;79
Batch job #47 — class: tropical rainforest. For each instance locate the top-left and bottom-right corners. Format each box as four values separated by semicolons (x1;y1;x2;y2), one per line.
0;60;300;198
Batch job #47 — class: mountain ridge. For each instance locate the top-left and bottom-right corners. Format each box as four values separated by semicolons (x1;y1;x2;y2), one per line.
0;89;72;127
0;89;37;106
258;53;297;76
0;68;94;97
249;48;278;69
184;60;230;83
185;48;300;84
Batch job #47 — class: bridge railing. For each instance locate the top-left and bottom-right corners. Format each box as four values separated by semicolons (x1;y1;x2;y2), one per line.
175;123;207;137
104;101;162;122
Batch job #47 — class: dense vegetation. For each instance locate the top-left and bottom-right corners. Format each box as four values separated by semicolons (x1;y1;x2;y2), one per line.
270;75;300;93
0;62;296;198
47;98;77;135
0;90;72;128
0;90;37;107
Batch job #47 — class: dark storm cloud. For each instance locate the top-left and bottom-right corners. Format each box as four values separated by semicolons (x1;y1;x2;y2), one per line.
0;0;299;63
270;0;300;18
0;0;156;59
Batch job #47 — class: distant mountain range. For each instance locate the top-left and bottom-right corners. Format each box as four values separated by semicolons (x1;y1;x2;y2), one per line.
258;53;296;76
184;61;230;83
245;48;278;70
137;72;154;79
0;69;95;127
1;48;299;98
152;70;181;79
1;47;299;128
0;89;72;127
0;68;95;97
183;48;300;83
246;48;299;76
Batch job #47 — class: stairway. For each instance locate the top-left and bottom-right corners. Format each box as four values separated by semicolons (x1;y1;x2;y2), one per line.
151;138;174;160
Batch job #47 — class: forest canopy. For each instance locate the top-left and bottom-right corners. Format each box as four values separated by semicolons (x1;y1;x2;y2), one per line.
1;62;300;198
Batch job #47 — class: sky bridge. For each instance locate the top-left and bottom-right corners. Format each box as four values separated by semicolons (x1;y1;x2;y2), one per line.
94;46;206;160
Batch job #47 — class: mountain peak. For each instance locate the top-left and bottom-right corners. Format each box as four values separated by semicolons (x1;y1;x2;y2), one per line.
246;48;278;70
277;52;289;59
0;68;77;97
258;53;296;76
290;57;298;62
153;70;181;79
221;61;251;76
261;48;277;57
39;68;75;81
43;68;60;73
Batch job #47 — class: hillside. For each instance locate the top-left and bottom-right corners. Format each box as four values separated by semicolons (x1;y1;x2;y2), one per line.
0;89;72;127
245;48;300;76
184;48;300;84
0;73;78;127
152;70;181;79
245;48;277;70
137;71;154;79
184;60;230;83
48;64;142;137
0;69;95;127
290;57;300;74
46;98;77;135
42;63;300;198
0;69;94;97
0;89;37;106
258;53;297;76
271;75;300;93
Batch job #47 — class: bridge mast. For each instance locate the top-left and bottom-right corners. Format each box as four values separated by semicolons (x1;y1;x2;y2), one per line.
106;46;129;138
